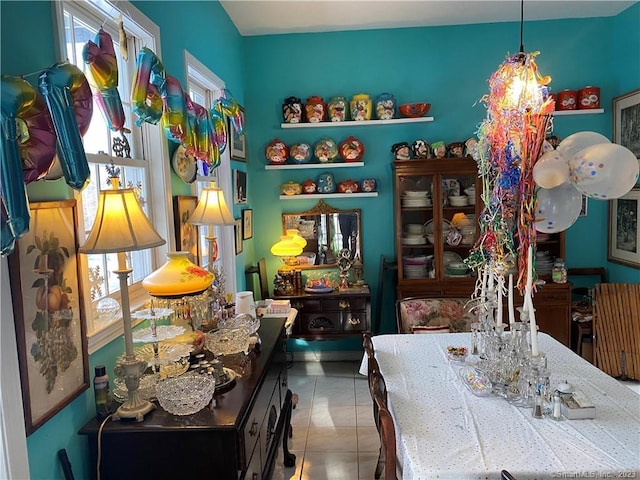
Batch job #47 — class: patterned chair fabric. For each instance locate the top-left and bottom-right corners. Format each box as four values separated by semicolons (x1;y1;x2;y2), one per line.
396;297;475;333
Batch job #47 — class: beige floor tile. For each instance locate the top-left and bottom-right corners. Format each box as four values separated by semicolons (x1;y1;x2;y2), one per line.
315;375;355;391
305;426;358;452
312;388;356;407
290;406;311;426
355;381;372;405
273;448;304;480
287;425;309;451
299;451;359;480
356;404;375;427
358;451;380;480
289;361;328;376
310;404;357;427
357;426;380;452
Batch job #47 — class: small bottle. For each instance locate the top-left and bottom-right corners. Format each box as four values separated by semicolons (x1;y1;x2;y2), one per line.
551;391;563;421
552;258;567;283
93;365;112;420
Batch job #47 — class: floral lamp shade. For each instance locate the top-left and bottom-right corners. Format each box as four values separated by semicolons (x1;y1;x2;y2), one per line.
142;251;213;297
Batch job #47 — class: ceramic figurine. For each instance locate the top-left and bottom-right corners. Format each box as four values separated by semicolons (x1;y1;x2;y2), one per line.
280;181;302;196
304;95;325;123
448;141;464;158
316;172;336;193
282;96;302;123
265;138;289;164
302;178;317;194
327;96;348;122
314;138;339;163
289;143;312;164
337;180;360;193
361;178;377;192
465;137;479;160
412;139;430;159
375;93;396;120
339;136;365;162
391;142;411;160
350;93;372;121
431;141;446;159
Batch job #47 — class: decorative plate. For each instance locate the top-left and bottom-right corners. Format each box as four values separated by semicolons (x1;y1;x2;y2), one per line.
304;286;334;293
130;308;174;320
172;145;197;184
132;325;185;343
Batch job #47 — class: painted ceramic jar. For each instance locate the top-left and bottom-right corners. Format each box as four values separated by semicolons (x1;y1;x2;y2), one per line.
391;142;411;160
305;96;326;123
375;93;396;120
280;181;302;196
350;93;372;121
556;90;577;111
316;172;336;193
289;143;312;164
412;139;430;159
339;136;365;162
314;137;339;163
327;96;348;122
448;142;465;158
578;86;600;109
465;137;479;160
265;138;289;165
337;180;360;194
282;96;303;123
361;178;377;192
431;141;447;159
302;179;317;194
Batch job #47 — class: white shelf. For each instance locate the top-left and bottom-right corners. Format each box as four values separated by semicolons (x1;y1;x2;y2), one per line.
280;192;378;200
266;162;364;170
552;109;604;116
281;117;434;129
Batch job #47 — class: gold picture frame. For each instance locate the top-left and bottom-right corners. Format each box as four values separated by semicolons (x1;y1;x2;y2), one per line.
173;195;200;265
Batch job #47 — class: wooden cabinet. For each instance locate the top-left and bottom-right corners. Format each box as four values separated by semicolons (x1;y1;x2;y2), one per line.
276;287;371;340
78;318;295;480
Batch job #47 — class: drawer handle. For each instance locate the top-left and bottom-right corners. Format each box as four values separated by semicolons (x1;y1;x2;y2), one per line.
292;301;304;309
249;420;259;436
339;300;350;309
348;317;361;325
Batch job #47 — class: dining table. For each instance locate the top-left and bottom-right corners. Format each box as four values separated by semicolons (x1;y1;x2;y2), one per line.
359;332;640;480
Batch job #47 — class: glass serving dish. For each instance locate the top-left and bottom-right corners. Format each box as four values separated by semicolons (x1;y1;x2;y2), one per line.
445;345;468;362
458;366;493;396
155;373;216;416
205;327;251;356
113;372;159;402
219;313;260;336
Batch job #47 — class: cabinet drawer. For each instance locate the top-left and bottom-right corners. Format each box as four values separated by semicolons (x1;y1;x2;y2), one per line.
260;386;281;462
324;297;367;311
292;299;321;312
343;312;367;331
242;370;278;471
302;314;341;332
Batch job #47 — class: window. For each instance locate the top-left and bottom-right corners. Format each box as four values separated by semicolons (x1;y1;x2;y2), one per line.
184;51;237;294
55;1;171;352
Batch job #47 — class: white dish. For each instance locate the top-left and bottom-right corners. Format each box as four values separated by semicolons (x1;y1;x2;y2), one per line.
405;190;430;197
403;236;427;245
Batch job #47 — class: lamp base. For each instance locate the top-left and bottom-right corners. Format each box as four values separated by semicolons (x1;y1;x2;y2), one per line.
112;356;155;422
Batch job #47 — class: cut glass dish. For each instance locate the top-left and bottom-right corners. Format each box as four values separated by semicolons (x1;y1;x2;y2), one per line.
205;327;251;356
219;314;260;336
155;373;215;416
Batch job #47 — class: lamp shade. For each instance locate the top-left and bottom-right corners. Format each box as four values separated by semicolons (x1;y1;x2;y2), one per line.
142;251;214;297
286;229;307;248
79;188;165;254
271;236;303;257
188;185;235;226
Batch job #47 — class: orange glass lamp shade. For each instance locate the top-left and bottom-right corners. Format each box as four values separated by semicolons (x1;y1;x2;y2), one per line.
142;251;214;297
286;229;307;248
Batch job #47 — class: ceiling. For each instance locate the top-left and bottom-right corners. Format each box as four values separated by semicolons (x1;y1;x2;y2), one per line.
220;0;636;36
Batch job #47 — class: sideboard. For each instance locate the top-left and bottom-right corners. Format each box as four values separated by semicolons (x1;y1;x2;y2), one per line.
79;317;295;480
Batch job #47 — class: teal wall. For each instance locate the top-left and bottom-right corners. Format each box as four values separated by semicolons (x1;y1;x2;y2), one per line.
244;6;640;344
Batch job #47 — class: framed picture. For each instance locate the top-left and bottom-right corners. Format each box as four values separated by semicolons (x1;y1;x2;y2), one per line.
234;169;247;205
7;200;89;435
613;88;640;158
229;106;246;161
608;186;640;268
242;209;253;240
173;196;200;265
235;218;244;255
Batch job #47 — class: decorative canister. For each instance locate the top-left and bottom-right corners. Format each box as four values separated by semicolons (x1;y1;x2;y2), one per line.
350;93;372;121
337;180;360;193
448;142;465;158
316;172;336;193
280;181;302;196
412;139;430;159
578;86;600;109
265;138;289;164
556;90;577;111
302;178;317;194
282;96;303;123
289;143;312;164
375;93;396;120
142;252;213;297
339;136;365;162
431;141;447;159
314;137;339;163
327;96;348;122
304;96;326;123
361;178;377;192
391;142;411;160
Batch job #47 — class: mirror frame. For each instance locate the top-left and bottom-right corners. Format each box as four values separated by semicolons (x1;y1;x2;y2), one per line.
282;200;362;270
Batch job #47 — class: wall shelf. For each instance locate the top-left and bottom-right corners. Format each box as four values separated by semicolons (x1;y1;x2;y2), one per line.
281;117;434;129
279;192;378;200
266;162;364;170
552;109;604;116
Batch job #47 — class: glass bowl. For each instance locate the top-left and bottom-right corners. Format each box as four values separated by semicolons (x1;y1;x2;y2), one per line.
219;314;260;336
458;366;493;397
205;327;251;356
155;373;215;415
446;345;468;362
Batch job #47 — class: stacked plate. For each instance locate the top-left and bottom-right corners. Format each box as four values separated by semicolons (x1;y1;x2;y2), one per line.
464;186;476;205
536;251;554;276
402;190;432;207
402;234;426;245
449;195;469;206
403;255;430;278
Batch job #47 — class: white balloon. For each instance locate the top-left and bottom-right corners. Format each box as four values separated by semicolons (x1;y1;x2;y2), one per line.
569;143;640;199
533;150;569;189
557;131;610;160
535;182;582;233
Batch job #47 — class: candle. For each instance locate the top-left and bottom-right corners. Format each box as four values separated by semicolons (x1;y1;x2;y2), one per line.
526;244;533;296
496;276;503;327
508;273;515;324
481;266;488;302
527;294;539;356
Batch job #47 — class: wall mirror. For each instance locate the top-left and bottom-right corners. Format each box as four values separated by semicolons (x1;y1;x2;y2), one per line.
282;200;362;269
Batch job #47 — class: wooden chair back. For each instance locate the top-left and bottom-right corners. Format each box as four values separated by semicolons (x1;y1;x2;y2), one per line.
245;257;269;300
372;372;397;480
501;470;517;480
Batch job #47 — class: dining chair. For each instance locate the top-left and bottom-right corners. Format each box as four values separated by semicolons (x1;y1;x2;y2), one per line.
395;296;475;333
372;372;397;480
501;470;517;480
244;257;269;300
363;332;375;359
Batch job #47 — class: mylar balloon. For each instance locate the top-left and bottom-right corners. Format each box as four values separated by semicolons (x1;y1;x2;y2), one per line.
569;143;639;199
557;131;610;161
210;107;227;154
38;63;91;191
131;47;165;126
217;89;244;135
83;28;127;132
533;150;569;189
1;202;17;256
535;182;582;233
161;75;187;143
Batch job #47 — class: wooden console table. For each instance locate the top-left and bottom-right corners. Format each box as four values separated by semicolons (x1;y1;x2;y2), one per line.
79;317;295;480
276;286;371;340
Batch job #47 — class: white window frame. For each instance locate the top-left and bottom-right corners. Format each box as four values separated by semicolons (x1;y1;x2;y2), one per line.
184;50;237;294
53;0;172;353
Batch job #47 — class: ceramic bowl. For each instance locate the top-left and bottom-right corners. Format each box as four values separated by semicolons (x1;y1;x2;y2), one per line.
446;262;468;275
399;103;431;118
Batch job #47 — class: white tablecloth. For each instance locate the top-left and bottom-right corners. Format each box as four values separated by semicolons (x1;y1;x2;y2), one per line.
359;333;640;480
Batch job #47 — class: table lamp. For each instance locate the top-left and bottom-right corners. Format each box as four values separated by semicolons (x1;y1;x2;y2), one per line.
271;236;303;295
79;173;165;421
188;181;235;269
285;229;307;249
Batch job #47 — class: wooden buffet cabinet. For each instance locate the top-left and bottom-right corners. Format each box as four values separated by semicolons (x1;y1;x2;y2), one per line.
393;157;571;346
79;318;295;480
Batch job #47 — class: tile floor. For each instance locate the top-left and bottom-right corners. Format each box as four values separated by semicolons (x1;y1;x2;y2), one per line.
271;360;640;480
